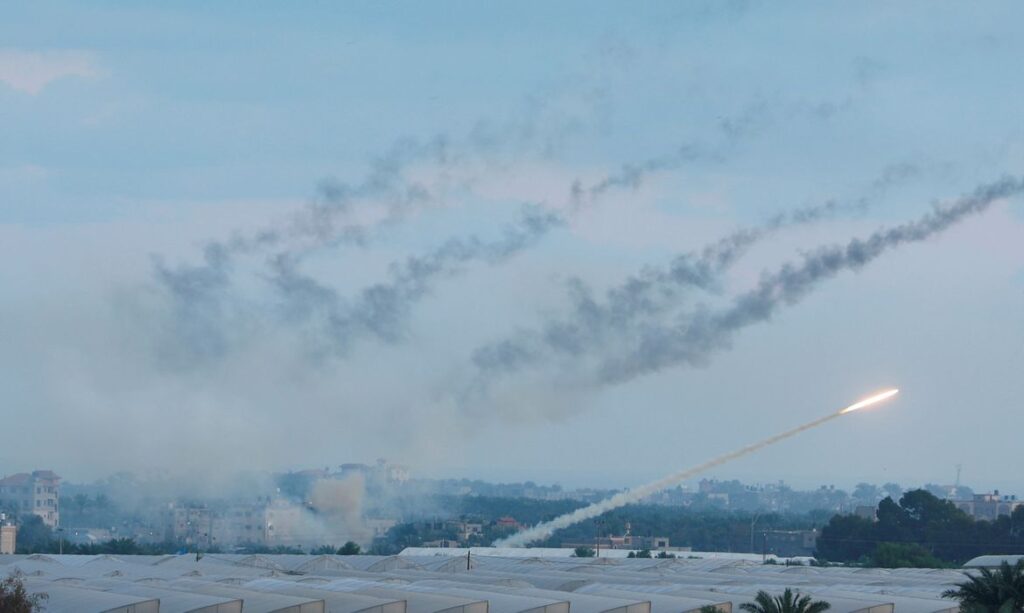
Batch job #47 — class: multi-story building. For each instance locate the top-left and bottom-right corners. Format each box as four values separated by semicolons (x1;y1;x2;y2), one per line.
955;491;1023;521
1;513;15;554
211;498;306;548
0;470;61;528
164;503;214;547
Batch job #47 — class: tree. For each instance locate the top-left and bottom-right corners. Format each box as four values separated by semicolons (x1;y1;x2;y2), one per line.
93;493;112;512
72;493;90;515
739;589;831;613
635;549;652;558
852;483;880;506
573;546;596;558
339;541;362;555
816;514;875;562
14;515;52;553
942;559;1024;612
882;483;903;500
0;571;48;612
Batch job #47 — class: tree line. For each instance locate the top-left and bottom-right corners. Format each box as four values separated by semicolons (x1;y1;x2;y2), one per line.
817;489;1024;566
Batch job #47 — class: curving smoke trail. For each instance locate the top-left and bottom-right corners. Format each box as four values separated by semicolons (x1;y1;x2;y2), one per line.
496;390;900;547
469;175;1021;390
150;92;856;364
470;181;899;377
267;205;564;352
598;175;1024;382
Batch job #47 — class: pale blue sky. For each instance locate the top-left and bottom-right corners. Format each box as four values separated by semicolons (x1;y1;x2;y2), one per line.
1;1;1022;492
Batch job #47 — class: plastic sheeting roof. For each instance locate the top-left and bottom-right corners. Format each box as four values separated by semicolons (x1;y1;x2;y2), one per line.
0;552;965;613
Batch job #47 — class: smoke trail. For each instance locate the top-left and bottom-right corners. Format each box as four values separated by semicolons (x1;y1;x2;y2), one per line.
599;175;1024;382
569;144;711;208
497;403;864;547
471;193;880;375
470;175;1020;388
268;205;565;352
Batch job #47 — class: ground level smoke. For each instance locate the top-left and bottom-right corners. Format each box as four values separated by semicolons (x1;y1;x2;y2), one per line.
496;409;850;547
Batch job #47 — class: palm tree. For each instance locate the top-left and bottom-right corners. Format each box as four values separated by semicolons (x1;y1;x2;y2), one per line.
942;559;1024;613
740;588;831;613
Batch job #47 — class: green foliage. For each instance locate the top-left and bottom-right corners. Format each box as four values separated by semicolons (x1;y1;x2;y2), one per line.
699;607;721;613
656;551;676;558
574;546;596;558
339;541;362;555
942;559;1024;612
818;490;1021;566
635;549;652;558
739;588;831;613
310;545;338;555
869;542;947;569
0;571;48;612
13;516;52;554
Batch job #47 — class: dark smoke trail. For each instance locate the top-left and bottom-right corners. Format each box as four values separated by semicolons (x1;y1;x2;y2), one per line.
268;205;565;352
470;175;1020;389
598;175;1024;382
471;194;879;374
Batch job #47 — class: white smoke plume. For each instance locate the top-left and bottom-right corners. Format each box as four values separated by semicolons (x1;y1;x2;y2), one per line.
497;409;848;547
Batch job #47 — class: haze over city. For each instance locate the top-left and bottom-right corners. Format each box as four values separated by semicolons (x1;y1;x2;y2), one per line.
2;1;1023;497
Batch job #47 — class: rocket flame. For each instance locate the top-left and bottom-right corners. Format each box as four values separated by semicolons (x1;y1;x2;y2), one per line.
839;388;899;414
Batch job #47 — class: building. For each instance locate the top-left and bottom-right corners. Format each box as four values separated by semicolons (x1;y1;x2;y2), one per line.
0;514;15;554
764;529;819;558
211;498;306;548
164;503;214;546
495;516;520;531
366;518;398;539
854;505;876;520
563;524;675;552
0;470;61;528
445;519;483;543
954;491;1023;520
337;459;410;485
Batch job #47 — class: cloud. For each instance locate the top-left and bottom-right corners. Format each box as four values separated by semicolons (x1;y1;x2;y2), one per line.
0;49;100;95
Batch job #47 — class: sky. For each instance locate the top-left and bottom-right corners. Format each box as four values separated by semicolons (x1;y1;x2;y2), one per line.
1;1;1023;493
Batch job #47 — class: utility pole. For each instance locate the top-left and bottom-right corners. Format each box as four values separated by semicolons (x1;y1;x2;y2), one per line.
466;549;471;571
762;531;768;563
749;512;761;554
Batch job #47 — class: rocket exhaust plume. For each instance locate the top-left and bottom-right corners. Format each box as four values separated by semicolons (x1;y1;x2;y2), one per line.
496;388;899;547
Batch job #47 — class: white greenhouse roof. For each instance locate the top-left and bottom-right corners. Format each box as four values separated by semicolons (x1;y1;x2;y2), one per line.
0;550;966;613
